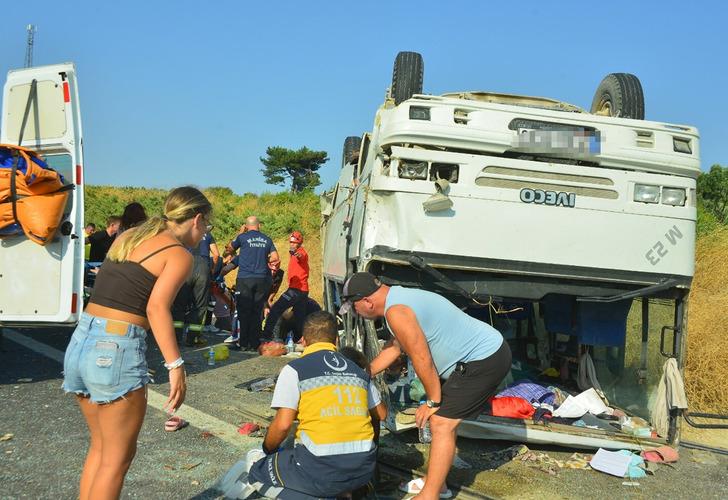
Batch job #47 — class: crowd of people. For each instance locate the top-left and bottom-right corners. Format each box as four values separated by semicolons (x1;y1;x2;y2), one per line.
83;203;317;352
67;187;509;500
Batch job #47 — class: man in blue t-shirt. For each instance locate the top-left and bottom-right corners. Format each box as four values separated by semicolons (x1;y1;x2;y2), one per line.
339;272;511;498
226;216;279;350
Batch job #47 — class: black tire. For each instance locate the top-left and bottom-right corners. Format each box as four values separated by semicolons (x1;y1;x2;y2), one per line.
391;51;424;105
590;73;644;119
342;136;362;167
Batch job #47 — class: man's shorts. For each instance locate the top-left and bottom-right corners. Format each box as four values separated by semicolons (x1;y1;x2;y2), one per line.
248;444;376;499
438;340;512;420
62;312;150;403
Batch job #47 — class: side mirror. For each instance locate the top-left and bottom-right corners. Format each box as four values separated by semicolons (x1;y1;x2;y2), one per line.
423;179;453;212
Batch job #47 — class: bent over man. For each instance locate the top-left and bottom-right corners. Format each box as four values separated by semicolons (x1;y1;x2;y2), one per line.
340;272;511;499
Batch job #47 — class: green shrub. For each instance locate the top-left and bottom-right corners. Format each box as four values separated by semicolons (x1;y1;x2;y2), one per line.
84;186;320;247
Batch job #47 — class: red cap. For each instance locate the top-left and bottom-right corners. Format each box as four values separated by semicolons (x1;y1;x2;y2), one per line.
289;231;303;244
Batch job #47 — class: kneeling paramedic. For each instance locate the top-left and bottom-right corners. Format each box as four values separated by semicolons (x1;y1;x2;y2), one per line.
245;311;386;498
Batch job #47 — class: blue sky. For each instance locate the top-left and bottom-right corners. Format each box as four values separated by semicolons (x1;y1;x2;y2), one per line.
2;0;726;194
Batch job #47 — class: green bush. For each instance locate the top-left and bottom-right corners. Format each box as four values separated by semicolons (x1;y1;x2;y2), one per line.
84;185;320;247
697;201;721;236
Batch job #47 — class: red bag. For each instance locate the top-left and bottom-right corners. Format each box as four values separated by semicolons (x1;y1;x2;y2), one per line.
489;396;535;419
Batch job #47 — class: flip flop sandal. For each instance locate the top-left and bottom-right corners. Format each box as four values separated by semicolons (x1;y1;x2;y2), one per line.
237;422;261;435
641;445;679;463
398;477;452;498
164;416;188;432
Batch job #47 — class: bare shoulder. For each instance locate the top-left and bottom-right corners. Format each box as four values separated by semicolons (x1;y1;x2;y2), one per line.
130;234;190;269
386;303;415;319
385;304;417;329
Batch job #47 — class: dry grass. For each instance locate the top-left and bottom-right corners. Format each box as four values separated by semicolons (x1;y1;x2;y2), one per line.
685;226;728;413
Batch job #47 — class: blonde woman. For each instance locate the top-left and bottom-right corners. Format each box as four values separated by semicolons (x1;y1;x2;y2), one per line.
63;186;212;500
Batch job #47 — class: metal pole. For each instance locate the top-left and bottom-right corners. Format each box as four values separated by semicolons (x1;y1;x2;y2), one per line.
25;25;36;68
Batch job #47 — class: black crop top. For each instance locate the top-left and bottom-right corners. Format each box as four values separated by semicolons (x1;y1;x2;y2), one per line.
89;244;183;317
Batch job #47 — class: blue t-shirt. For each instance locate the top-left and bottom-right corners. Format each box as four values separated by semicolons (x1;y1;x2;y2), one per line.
231;230;276;279
190;233;215;261
384;286;503;379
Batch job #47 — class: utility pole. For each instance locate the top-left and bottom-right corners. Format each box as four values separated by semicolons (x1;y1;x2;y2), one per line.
25;24;36;68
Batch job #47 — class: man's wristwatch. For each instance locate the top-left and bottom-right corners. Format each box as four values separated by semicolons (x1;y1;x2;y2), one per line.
426;399;441;408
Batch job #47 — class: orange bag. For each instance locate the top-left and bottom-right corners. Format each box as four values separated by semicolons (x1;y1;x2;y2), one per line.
0;144;73;245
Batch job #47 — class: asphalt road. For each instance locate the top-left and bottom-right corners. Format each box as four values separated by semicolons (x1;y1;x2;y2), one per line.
1;327;727;500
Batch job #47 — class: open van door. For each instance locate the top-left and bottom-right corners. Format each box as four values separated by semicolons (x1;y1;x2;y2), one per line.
0;63;84;326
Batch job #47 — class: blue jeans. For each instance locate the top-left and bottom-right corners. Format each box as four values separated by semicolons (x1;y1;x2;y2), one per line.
62;312;150;403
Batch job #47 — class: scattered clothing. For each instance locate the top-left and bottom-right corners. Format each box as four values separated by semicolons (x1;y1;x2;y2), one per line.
618;450;647;479
547;386;570;406
489;396;535;419
237;423;261;436
589;448;632;477
552;388;610;419
641;445;679;463
650;357;688;437
497;380;555;405
519;449;592;476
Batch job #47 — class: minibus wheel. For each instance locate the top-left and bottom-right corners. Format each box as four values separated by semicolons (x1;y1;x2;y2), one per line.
392;51;424;105
590;73;644;119
342;136;362;167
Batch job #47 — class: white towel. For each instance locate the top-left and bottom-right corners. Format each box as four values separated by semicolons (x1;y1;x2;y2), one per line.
650;358;688;437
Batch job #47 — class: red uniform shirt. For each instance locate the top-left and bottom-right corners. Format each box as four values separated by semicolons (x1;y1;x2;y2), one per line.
287;247;309;292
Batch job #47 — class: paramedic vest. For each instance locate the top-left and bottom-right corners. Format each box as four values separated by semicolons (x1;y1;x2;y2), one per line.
292;343;374;456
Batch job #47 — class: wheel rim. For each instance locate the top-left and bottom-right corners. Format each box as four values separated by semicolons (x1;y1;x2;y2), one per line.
595;97;613;116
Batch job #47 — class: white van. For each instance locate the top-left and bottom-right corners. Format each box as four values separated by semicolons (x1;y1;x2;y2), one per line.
0;63;85;326
321;52;698;450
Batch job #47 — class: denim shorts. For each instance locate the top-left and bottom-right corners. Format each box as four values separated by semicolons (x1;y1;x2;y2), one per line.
62;312;151;403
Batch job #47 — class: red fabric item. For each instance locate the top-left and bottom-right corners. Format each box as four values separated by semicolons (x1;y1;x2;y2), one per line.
237;422;261;435
489;396;535;419
287;246;309;292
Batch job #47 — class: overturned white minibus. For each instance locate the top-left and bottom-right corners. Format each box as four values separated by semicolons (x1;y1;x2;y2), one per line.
321;52;699;450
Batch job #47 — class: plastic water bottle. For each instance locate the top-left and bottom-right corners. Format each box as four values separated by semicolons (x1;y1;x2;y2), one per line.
286;333;294;354
208;347;216;366
418;402;432;443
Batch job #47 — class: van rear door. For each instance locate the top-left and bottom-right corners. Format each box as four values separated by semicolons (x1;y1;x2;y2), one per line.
0;63;84;326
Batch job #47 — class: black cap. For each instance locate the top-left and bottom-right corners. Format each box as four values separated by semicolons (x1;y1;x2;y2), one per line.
339;272;381;314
